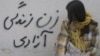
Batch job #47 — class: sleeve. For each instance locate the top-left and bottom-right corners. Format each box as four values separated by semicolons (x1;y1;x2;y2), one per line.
57;21;69;56
89;20;99;47
88;20;99;55
90;28;99;47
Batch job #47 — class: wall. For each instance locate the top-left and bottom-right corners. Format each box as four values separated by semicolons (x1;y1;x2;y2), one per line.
0;0;99;56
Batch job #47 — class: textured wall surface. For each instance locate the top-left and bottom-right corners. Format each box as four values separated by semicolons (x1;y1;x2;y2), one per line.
0;0;99;56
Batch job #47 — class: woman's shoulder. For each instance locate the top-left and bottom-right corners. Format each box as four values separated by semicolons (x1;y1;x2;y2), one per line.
61;20;69;31
89;19;98;27
89;19;99;36
89;19;98;31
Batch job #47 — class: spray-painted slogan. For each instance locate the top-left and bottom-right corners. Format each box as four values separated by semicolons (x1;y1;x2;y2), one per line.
3;1;59;48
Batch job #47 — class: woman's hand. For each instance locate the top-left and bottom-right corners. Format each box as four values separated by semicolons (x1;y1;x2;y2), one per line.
84;52;91;56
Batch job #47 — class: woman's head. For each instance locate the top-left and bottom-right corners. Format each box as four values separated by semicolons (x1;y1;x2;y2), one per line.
66;0;86;23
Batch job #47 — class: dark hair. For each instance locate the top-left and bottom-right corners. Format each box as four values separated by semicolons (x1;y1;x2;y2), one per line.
66;0;86;23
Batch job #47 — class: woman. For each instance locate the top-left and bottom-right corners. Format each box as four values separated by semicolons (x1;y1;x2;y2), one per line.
57;0;99;56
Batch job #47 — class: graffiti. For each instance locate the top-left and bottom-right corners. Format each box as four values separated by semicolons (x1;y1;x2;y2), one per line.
13;36;30;48
13;30;53;48
36;10;59;29
4;13;34;30
4;11;59;30
36;16;52;28
4;13;18;30
3;11;59;48
18;1;27;9
40;30;53;36
3;1;59;48
49;16;59;29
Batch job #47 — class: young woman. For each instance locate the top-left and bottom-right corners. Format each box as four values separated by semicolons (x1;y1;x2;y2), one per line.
57;0;99;56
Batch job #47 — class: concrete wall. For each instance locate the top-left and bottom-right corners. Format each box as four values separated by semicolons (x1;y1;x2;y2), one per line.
0;0;99;56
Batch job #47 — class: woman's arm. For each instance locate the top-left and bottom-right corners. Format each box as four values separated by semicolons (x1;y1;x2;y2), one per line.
89;20;99;56
57;21;69;56
89;20;99;47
